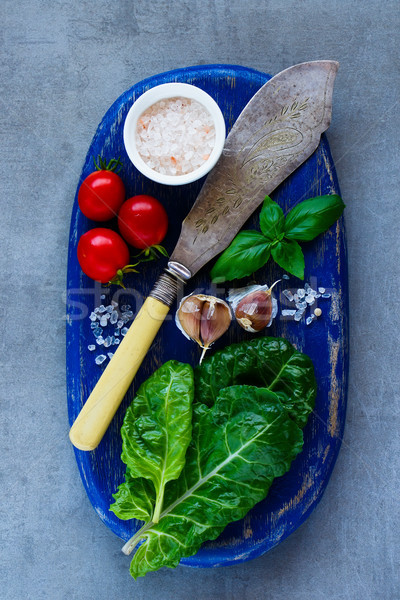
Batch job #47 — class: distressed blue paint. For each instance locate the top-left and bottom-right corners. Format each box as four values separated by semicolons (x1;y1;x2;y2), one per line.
66;65;348;568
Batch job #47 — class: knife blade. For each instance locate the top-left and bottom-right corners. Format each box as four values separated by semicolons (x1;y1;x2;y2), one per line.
169;60;338;277
69;60;339;450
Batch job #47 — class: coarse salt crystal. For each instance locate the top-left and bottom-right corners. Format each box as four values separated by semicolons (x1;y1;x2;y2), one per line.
283;290;294;302
136;97;216;176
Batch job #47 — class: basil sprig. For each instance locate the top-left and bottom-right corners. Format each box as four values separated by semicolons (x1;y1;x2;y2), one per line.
211;194;345;281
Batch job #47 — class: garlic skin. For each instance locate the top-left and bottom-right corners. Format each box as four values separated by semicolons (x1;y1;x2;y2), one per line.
235;290;273;332
176;294;231;362
228;282;280;333
176;295;203;344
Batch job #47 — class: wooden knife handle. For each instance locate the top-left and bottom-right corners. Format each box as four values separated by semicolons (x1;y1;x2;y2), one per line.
69;287;175;451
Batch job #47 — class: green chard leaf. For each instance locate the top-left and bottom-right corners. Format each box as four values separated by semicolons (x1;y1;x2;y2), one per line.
259;195;285;241
120;360;194;523
284;194;345;241
123;385;304;578
110;473;155;522
195;337;316;429
211;230;270;282
271;239;305;279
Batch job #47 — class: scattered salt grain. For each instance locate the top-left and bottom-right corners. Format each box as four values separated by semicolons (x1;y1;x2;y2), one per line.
95;354;107;365
104;336;113;348
283;290;294;302
89;299;132;364
136;97;216;176
294;309;305;322
295;301;307;310
282;274;290;280
100;294;105;300
282;281;330;325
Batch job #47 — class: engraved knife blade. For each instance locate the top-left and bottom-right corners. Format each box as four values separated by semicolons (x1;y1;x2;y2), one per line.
169;60;339;278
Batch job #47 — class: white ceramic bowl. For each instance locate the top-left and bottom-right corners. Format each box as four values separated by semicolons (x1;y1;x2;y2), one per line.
123;83;226;186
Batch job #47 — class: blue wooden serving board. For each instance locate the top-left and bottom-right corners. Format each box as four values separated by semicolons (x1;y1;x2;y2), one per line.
66;65;348;568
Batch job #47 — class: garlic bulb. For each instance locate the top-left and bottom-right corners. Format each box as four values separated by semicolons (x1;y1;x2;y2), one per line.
176;294;231;363
228;281;280;333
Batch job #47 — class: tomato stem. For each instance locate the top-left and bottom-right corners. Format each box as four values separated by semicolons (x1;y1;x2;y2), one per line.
93;155;123;173
106;247;168;288
107;263;140;288
134;245;169;262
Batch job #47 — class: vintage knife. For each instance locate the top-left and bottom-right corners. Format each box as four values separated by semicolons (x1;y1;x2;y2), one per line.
70;60;339;450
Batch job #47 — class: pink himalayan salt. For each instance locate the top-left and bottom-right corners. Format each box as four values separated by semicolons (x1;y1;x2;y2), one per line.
136;97;216;176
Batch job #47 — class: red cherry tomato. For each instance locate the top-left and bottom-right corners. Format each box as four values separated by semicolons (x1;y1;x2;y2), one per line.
118;195;168;249
78;170;125;221
77;228;130;283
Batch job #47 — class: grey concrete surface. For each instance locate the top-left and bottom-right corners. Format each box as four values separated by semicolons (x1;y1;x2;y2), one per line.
1;1;399;599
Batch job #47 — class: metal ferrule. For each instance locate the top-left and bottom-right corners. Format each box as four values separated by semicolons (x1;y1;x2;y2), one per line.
167;261;192;281
149;270;185;307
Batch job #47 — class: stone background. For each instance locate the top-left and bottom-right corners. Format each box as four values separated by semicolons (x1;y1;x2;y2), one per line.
1;1;399;598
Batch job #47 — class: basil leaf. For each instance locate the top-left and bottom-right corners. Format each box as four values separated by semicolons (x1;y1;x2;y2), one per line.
211;230;270;282
284;194;345;241
124;385;303;578
110;473;155;522
259;195;285;241
195;337;316;428
271;239;305;279
120;360;194;522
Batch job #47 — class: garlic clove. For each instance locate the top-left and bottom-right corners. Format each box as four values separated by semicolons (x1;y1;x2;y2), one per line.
200;298;232;349
176;294;232;363
177;295;203;344
235;290;272;332
228;280;280;333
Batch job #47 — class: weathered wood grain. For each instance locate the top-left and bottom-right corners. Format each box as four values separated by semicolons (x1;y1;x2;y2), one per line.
66;65;348;568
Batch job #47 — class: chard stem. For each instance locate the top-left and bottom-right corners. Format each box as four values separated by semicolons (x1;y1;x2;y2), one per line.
152;488;165;524
122;522;151;555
